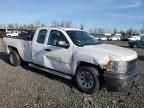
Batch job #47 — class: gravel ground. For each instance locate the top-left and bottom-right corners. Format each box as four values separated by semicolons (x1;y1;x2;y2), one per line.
0;39;144;108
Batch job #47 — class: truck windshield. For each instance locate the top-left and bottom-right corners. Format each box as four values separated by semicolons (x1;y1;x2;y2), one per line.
66;30;99;47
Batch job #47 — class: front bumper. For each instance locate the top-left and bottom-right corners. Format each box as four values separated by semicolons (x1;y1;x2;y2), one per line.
104;66;139;90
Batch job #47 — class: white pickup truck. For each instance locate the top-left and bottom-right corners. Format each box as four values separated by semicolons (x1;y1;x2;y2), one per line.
3;27;139;93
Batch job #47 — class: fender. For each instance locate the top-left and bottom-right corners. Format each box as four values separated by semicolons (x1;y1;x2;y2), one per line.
71;50;109;75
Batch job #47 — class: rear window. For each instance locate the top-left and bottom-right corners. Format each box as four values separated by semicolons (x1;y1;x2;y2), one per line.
37;29;47;44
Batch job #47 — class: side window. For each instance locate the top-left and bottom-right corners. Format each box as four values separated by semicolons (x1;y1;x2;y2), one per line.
48;30;68;46
37;29;47;44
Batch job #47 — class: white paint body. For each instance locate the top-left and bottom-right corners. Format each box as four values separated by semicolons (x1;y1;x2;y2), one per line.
3;27;138;76
111;36;121;40
100;36;107;41
6;30;19;37
129;36;140;41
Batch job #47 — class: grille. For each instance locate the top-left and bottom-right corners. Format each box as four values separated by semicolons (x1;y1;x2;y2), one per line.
127;58;137;74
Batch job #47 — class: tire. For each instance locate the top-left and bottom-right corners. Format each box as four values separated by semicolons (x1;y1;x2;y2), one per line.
76;66;100;94
9;50;21;66
129;44;133;48
134;44;139;48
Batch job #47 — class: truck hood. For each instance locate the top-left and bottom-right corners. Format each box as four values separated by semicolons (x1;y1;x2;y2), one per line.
84;44;137;61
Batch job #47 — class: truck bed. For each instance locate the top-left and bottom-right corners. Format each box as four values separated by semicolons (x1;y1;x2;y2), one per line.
5;35;33;41
5;30;34;41
3;36;33;62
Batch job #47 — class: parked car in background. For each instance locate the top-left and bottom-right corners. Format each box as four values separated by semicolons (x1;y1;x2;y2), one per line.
100;36;107;41
6;30;20;37
129;36;140;41
120;35;129;41
110;35;121;41
107;36;113;41
128;36;144;48
94;34;107;41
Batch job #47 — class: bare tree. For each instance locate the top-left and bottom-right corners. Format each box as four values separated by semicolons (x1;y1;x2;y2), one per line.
80;24;85;30
0;24;2;29
98;27;104;34
8;24;14;29
94;27;98;35
89;27;106;35
113;28;117;34
0;21;142;36
51;20;61;27
51;21;57;27
126;28;139;36
89;28;93;35
141;22;144;34
35;21;41;28
18;24;23;30
14;23;19;29
51;20;73;28
105;27;111;33
65;21;72;27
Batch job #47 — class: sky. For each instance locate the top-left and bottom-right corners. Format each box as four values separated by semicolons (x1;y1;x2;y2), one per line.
0;0;144;30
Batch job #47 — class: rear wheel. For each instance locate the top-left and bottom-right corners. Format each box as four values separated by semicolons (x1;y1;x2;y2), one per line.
134;44;139;48
129;44;133;48
76;66;100;94
9;50;21;66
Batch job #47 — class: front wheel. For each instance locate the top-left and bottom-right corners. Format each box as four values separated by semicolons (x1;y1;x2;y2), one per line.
76;66;100;94
134;44;139;48
9;50;21;66
129;44;133;48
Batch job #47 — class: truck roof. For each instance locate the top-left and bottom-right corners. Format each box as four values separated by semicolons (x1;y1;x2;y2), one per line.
38;27;82;31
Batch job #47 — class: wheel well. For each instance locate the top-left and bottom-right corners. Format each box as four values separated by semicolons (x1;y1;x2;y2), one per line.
8;46;22;60
135;43;139;46
76;62;104;87
8;46;19;53
77;62;103;74
129;42;135;46
131;43;139;47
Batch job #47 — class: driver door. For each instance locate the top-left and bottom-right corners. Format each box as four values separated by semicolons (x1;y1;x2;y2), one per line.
43;30;73;74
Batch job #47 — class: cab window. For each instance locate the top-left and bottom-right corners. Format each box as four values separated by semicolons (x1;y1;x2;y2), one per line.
48;30;68;46
37;29;47;44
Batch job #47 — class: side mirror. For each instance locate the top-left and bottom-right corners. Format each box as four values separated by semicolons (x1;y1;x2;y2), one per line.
56;41;70;48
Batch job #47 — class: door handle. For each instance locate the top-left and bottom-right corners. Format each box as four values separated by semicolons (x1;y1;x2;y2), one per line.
45;49;51;51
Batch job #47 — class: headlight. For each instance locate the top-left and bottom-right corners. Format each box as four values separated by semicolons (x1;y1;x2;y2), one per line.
105;60;127;73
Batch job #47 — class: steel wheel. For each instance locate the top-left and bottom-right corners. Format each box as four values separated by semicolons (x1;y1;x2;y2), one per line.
77;70;94;89
9;52;16;65
76;66;100;93
134;44;139;48
9;50;21;66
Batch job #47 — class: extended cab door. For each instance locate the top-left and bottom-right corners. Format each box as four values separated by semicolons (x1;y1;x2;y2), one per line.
32;29;48;66
43;29;73;74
